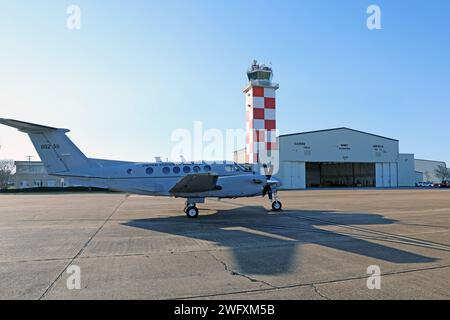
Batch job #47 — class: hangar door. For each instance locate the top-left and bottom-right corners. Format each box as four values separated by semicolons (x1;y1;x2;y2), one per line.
282;162;306;189
306;163;375;188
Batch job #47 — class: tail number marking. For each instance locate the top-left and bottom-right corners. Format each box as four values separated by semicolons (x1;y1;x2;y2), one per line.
41;144;60;150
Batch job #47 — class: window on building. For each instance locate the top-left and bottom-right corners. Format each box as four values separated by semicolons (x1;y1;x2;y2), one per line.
47;180;56;187
34;180;43;187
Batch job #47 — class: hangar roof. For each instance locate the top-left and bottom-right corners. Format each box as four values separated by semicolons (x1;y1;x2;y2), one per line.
279;127;399;142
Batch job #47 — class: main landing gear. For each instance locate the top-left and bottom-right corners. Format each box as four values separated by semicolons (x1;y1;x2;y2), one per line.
184;198;204;218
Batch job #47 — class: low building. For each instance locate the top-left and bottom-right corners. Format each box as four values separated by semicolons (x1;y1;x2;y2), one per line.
12;161;71;189
414;159;447;183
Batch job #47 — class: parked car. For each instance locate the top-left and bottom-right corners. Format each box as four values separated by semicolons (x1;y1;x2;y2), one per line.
416;182;434;187
440;180;450;188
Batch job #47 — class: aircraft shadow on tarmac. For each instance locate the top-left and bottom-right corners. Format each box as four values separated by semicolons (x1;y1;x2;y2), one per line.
123;206;437;275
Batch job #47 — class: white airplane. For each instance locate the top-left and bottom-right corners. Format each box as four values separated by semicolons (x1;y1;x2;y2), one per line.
0;119;283;218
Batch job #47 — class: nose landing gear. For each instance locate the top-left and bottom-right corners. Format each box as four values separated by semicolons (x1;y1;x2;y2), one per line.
265;187;283;212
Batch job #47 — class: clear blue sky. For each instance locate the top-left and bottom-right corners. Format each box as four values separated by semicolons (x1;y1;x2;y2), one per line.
0;0;449;164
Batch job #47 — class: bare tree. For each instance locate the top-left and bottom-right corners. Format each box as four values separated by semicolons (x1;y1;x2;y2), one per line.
0;159;15;189
435;165;450;182
424;171;433;182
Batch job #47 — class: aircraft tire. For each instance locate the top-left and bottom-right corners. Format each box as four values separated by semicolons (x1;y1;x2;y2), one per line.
186;206;199;218
272;201;282;211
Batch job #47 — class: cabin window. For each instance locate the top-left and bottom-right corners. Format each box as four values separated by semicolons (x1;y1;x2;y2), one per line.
162;167;170;174
183;166;191;174
204;165;212;172
173;166;181;174
225;165;233;172
193;166;201;173
127;169;133;175
145;167;154;175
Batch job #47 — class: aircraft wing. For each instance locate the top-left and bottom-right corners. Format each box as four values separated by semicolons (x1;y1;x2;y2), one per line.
170;173;219;194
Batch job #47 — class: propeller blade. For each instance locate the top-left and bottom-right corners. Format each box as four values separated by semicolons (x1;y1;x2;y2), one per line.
262;185;273;200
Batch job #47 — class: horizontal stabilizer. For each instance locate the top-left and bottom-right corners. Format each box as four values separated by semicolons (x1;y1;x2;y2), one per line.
0;118;69;133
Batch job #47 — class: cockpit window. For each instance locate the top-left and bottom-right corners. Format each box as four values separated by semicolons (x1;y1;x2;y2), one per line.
235;163;249;172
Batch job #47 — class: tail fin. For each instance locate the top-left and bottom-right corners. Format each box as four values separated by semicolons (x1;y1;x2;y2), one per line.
0;119;94;174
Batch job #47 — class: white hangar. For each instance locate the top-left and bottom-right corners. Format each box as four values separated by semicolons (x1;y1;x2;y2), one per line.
274;128;415;189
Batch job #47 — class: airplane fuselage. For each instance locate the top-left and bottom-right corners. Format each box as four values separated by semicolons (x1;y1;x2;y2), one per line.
53;161;268;198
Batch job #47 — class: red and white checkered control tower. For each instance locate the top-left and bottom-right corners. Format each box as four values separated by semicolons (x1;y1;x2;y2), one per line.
244;60;279;164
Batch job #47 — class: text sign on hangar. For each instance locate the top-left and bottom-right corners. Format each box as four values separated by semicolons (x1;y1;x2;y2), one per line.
373;144;386;157
372;144;386;152
338;143;351;151
293;142;312;156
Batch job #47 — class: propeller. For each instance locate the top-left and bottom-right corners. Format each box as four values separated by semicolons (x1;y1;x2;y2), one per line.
262;183;273;201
